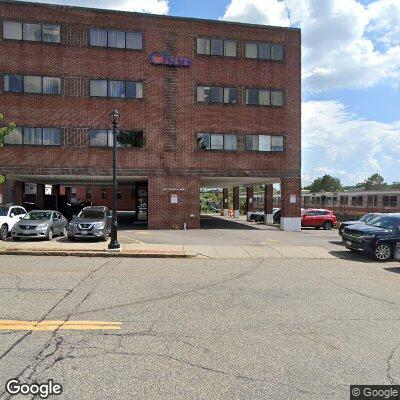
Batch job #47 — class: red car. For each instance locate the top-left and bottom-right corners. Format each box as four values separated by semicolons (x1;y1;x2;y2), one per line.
301;209;336;230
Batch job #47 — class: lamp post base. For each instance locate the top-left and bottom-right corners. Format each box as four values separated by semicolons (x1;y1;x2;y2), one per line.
108;242;121;251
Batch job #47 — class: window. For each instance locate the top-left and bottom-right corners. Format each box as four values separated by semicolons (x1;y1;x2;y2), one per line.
102;187;107;199
90;80;142;99
4;127;23;145
126;81;143;99
23;127;42;145
86;188;92;200
42;25;60;43
210;39;223;56
89;28;142;50
3;21;60;43
90;80;107;97
42;128;61;145
196;133;237;151
197;86;236;104
351;196;364;206
116;189;122;200
4;74;23;93
4;74;60;95
245;88;283;106
43;77;60;94
368;195;378;207
383;196;397;207
245;42;284;60
108;30;125;48
108;80;125;98
90;29;107;46
271;44;284;60
3;21;22;40
23;23;41;41
224;134;237;150
224;40;236;57
223;87;237;104
24;76;42;94
259;135;271;151
210;87;223;103
89;130;108;146
90;129;143;147
271;136;284;151
245;135;284;152
271;90;283;106
126;32;142;49
197;37;237;57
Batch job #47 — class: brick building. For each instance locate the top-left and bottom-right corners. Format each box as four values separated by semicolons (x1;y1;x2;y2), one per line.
0;0;301;230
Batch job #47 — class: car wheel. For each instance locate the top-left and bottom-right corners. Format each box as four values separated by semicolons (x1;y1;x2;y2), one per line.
315;227;320;230
46;229;53;241
323;221;332;230
374;243;393;262
67;235;75;241
0;224;8;241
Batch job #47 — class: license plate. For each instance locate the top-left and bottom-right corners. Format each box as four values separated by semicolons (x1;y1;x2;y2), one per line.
80;230;88;234
345;240;352;246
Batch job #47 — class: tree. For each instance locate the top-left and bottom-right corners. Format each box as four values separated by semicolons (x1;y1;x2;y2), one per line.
306;174;342;192
390;182;400;189
0;113;16;147
356;174;387;190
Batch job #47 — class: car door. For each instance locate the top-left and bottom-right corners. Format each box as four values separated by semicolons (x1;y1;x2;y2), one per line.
302;211;317;227
8;207;22;230
314;211;326;227
57;212;66;233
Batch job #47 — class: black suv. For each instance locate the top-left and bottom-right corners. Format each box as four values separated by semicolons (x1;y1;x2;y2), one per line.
338;213;381;236
342;214;400;261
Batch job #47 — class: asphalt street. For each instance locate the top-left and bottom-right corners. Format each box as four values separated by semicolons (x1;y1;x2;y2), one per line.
0;255;400;399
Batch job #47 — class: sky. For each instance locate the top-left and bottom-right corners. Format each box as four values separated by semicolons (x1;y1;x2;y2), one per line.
20;0;400;186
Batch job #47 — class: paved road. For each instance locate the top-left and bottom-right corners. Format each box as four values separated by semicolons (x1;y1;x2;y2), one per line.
0;255;399;399
117;214;341;250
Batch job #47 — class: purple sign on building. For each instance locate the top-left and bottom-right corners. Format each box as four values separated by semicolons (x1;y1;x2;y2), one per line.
149;51;192;67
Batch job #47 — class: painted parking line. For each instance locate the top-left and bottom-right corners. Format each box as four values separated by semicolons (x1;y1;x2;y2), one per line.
0;320;122;331
118;234;144;244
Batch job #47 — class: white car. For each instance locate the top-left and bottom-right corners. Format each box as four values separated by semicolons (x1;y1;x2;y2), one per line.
0;205;27;240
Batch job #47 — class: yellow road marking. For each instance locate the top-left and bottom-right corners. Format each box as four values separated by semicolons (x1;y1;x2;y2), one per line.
0;320;122;331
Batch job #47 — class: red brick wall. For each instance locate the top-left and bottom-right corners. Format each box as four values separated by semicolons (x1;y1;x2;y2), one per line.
0;1;301;228
148;176;200;229
281;177;301;218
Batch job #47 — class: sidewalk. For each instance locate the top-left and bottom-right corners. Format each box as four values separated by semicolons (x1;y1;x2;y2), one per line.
0;240;335;259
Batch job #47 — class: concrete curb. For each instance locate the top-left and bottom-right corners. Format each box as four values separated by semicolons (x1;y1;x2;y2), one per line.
0;250;192;258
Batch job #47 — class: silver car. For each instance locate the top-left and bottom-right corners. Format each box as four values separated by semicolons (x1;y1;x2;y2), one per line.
12;210;68;241
67;206;112;241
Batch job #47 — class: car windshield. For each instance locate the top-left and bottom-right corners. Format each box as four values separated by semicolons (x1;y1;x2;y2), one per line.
24;211;52;220
366;216;400;231
78;209;104;219
359;214;376;223
0;207;9;216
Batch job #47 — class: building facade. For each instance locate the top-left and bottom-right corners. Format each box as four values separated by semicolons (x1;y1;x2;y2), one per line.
0;0;301;230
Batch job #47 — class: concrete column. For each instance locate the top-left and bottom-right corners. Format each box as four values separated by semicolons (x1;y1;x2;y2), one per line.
264;184;274;225
5;177;23;205
280;177;301;231
246;186;254;221
36;183;45;209
222;188;229;217
233;186;240;219
5;176;15;204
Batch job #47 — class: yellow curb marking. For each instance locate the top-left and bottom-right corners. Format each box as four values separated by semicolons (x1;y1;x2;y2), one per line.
0;320;122;331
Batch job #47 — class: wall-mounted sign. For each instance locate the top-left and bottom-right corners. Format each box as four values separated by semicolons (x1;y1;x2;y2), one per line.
149;51;192;68
171;194;178;204
290;195;297;204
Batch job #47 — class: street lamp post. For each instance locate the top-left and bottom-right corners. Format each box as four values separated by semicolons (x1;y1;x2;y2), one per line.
108;109;120;250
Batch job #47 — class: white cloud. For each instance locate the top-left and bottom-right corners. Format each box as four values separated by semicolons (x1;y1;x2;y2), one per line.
221;0;400;92
302;100;400;185
21;0;169;14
